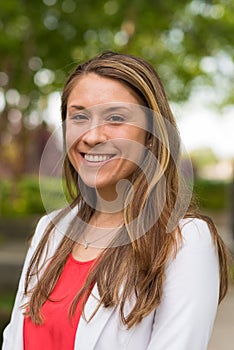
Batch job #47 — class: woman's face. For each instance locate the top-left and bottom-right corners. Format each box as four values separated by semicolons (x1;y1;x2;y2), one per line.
66;73;148;197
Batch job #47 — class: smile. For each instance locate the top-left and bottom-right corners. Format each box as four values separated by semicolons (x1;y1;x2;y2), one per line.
83;154;115;162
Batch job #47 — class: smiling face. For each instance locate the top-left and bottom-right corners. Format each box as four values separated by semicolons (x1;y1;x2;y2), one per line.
65;73;148;198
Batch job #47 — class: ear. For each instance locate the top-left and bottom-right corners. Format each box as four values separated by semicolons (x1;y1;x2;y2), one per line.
145;133;152;149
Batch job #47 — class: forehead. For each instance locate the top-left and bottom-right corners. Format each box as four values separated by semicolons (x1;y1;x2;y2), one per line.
67;73;142;108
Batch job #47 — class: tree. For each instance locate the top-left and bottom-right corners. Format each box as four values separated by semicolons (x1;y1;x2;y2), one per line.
0;0;233;176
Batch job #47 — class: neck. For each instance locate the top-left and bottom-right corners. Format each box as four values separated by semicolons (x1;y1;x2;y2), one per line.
95;181;129;214
91;210;124;227
79;209;124;252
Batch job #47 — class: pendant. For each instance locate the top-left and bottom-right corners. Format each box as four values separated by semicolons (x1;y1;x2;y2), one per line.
84;241;89;249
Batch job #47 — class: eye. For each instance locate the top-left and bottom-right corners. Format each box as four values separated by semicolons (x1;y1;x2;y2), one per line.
108;115;125;123
70;114;89;121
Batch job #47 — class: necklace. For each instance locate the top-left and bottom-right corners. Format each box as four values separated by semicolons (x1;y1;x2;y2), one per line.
80;221;124;249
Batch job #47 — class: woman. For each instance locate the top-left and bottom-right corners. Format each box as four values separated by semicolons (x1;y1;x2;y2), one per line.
3;51;229;350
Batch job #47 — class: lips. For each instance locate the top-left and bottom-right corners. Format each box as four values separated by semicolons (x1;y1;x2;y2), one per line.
82;153;115;163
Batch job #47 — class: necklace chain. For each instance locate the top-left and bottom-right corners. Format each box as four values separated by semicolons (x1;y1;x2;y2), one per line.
80;221;124;249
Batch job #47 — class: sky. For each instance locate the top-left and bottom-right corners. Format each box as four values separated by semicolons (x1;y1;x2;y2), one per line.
174;99;234;160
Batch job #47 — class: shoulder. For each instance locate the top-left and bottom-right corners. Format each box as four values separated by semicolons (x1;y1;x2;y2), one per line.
178;217;214;249
30;209;61;246
30;206;79;248
165;217;219;295
29;209;63;250
168;217;219;279
150;218;220;349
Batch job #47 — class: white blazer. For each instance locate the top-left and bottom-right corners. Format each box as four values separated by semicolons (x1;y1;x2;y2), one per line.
2;213;220;350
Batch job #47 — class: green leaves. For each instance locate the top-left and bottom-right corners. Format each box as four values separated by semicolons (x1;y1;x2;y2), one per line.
1;0;233;103
0;0;233;176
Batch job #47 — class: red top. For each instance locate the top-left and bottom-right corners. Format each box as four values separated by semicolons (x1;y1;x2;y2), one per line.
23;253;95;350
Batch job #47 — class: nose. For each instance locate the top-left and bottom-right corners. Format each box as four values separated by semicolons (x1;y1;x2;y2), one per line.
81;123;108;147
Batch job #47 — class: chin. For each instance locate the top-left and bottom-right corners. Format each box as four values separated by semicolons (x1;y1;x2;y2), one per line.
78;176;107;190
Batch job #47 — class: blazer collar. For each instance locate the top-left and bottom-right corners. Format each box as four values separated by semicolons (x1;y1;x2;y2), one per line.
74;284;116;349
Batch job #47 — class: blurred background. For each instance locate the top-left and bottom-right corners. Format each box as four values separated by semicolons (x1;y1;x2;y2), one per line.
0;0;233;348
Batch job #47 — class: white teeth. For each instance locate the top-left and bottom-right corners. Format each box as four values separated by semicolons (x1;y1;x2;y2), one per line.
84;154;113;162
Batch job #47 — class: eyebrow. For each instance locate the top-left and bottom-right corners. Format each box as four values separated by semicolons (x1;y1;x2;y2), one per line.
68;105;86;111
67;104;135;113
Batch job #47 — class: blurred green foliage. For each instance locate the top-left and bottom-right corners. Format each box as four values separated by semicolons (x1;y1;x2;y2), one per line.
0;176;229;217
0;177;44;216
1;0;234;108
0;293;15;313
194;178;229;211
0;176;68;217
231;263;234;282
0;293;14;349
1;0;234;179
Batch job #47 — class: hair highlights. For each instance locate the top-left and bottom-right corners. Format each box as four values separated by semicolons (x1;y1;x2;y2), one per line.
24;51;229;327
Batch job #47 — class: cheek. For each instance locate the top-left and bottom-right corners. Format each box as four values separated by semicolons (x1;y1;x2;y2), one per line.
111;142;146;180
65;128;79;152
65;131;80;171
120;129;147;162
65;120;88;151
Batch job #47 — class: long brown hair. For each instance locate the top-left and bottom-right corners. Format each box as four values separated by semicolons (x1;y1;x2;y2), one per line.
24;51;230;328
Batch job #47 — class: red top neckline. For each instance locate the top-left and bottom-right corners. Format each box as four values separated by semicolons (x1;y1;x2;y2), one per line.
24;252;96;350
69;252;96;265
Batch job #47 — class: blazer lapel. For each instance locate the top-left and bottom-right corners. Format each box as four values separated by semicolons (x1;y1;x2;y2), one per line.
74;284;116;350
